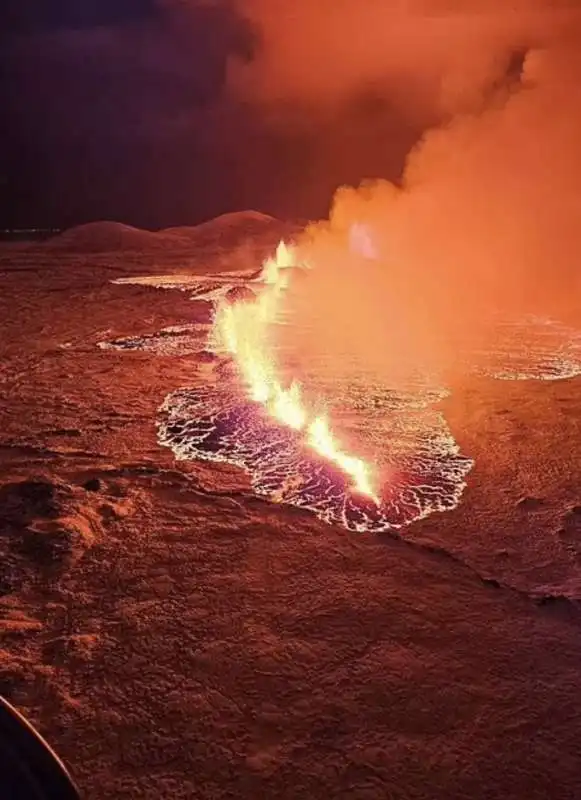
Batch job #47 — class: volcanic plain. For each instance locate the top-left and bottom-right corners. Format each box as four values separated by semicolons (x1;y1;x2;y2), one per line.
2;213;581;799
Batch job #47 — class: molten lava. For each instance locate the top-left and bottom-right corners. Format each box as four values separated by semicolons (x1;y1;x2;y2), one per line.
214;242;379;503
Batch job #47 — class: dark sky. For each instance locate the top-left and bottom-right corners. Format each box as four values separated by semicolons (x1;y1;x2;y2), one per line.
0;0;419;230
0;1;255;228
2;1;558;231
0;1;157;33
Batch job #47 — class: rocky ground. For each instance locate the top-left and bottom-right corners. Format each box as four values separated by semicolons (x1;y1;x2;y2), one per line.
1;219;581;799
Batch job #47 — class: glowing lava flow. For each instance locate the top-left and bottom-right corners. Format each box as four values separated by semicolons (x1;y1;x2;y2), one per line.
214;242;379;502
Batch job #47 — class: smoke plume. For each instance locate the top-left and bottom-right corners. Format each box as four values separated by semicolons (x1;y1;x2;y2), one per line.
229;1;580;123
229;3;581;383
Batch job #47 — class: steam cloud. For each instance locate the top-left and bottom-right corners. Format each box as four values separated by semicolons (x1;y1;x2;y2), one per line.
227;1;581;384
229;1;580;120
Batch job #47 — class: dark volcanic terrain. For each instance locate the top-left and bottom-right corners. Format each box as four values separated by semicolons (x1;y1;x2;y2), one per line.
2;216;581;799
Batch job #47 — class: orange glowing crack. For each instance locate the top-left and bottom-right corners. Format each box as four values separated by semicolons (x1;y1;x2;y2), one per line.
214;241;379;503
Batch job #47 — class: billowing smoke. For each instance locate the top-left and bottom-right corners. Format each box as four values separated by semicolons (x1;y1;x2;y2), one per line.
228;1;580;123
226;3;581;385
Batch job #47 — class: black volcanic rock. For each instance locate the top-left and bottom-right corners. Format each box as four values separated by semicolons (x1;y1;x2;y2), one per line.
83;478;102;492
19;523;76;565
516;496;544;510
0;480;64;524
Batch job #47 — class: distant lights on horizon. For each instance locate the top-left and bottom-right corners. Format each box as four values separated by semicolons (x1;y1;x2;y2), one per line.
1;228;60;233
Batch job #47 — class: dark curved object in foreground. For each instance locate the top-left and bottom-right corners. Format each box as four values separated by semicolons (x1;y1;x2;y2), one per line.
0;696;80;799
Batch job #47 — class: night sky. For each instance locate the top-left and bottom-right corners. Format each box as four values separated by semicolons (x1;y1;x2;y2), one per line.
0;0;419;230
0;1;254;229
2;1;564;232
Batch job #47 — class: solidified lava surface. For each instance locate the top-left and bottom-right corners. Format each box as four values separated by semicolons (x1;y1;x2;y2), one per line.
104;273;581;533
158;383;473;532
471;315;581;381
106;272;475;532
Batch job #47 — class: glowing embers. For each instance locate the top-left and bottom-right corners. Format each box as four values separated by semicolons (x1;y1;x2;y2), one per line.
159;383;473;532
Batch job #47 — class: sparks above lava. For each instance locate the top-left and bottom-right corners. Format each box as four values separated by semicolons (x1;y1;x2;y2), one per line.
213;242;379;503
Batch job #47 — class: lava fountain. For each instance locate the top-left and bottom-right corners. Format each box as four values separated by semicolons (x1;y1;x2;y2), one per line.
213;241;379;502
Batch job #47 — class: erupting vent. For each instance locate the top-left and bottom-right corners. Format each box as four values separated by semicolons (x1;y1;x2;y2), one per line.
105;242;581;534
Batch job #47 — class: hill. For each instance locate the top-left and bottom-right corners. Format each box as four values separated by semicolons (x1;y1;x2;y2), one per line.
41;221;188;254
163;211;297;251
